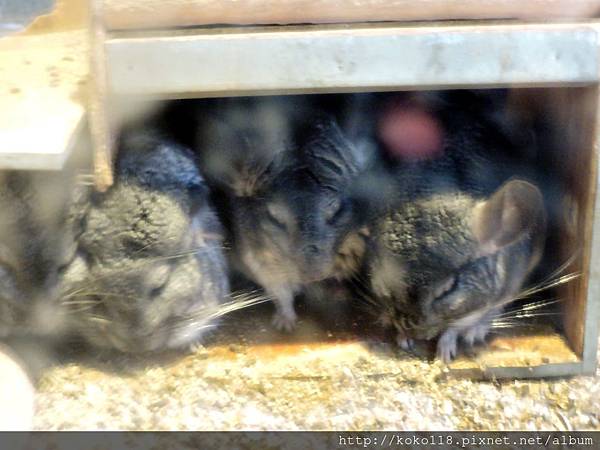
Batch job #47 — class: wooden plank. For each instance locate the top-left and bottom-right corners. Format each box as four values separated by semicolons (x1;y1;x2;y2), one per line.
448;328;580;373
25;0;88;34
210;307;582;379
102;0;600;30
88;0;114;191
560;87;599;362
582;85;600;374
511;87;599;361
450;362;585;379
0;31;88;170
105;23;599;97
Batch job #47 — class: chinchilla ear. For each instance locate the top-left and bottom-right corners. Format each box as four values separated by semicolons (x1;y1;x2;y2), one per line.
197;114;287;198
226;151;285;198
471;179;546;254
346;136;377;172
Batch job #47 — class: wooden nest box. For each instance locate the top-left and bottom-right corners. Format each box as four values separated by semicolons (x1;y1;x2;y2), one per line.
7;0;600;378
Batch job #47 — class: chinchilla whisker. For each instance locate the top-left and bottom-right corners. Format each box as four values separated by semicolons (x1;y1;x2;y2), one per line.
355;289;380;308
62;292;116;301
487;294;566;329
516;297;562;311
61;299;102;306
224;291;269;306
62;286;120;301
131;235;227;257
354;300;376;315
198;291;272;318
169;292;272;329
496;298;562;318
131;241;160;255
498;311;561;320
489;323;519;330
496;273;579;310
489;320;520;328
491;317;520;325
136;238;226;257
513;272;580;300
355;291;388;317
354;273;373;291
361;295;380;308
208;293;273;319
62;290;147;302
349;274;378;301
147;251;202;263
191;324;219;333
490;323;531;329
229;288;263;299
61;285;98;300
147;246;227;263
347;284;376;307
486;329;505;336
362;294;385;309
498;307;561;320
66;306;97;314
83;315;113;324
542;251;581;284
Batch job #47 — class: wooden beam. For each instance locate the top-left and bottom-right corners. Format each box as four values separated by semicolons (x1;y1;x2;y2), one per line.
0;31;87;170
582;87;600;374
106;23;599;97
88;0;114;191
102;0;600;30
25;0;88;34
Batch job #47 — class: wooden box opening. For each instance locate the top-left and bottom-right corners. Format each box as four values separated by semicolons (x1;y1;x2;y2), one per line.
442;86;598;377
109;85;598;379
89;19;600;378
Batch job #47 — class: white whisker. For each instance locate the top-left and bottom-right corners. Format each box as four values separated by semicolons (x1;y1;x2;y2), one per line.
512;273;580;301
496;298;562;319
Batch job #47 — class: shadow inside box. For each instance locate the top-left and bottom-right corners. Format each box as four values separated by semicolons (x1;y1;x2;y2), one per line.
51;283;573;376
210;303;579;373
209;290;384;346
53;286;396;375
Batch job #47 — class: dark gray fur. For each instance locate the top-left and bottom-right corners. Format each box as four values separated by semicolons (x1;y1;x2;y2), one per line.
62;131;229;352
197;97;371;330
0;168;86;339
366;91;547;361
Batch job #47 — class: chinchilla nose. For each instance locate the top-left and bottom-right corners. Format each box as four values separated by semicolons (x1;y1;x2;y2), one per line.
29;293;68;336
304;244;320;256
299;244;332;281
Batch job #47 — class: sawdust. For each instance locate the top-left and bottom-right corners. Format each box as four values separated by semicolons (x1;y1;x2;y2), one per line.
32;305;600;431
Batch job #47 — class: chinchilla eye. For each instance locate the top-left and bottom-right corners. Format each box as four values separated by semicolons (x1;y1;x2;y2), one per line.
325;198;346;223
432;275;458;301
266;202;288;229
395;315;417;331
148;265;171;298
0;245;17;274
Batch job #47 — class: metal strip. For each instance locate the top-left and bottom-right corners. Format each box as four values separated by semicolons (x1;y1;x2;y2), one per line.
450;362;585;379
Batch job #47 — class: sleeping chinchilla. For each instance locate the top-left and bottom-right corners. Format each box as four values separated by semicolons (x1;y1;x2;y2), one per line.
364;91;547;362
60;130;263;353
195;96;373;331
0;165;87;340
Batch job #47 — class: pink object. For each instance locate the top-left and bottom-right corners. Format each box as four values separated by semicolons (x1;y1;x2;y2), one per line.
378;100;444;161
